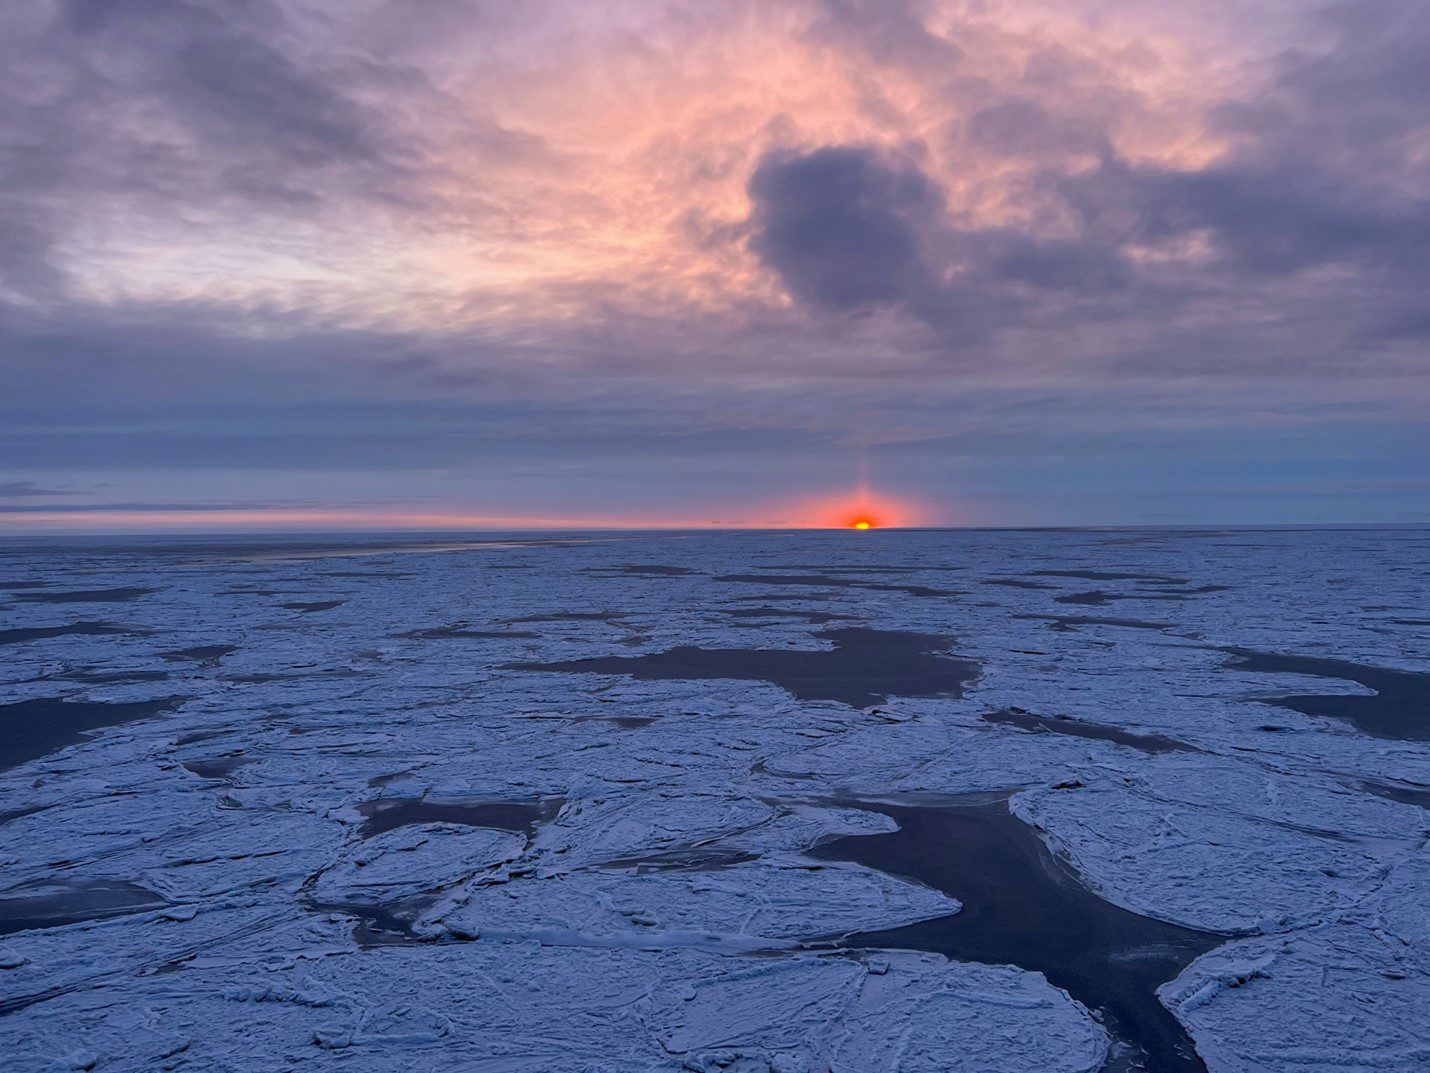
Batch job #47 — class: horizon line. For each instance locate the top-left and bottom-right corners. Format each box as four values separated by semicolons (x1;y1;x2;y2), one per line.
3;521;1427;540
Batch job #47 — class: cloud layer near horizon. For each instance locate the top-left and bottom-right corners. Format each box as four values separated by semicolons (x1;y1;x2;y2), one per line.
2;0;1427;527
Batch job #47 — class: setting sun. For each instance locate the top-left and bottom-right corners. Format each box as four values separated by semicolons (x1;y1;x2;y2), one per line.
787;492;924;530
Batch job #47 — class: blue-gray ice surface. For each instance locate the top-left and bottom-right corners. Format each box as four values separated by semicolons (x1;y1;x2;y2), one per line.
0;528;1426;1072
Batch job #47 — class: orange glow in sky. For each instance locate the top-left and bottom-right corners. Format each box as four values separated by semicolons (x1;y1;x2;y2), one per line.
0;500;928;533
0;490;946;533
777;487;927;530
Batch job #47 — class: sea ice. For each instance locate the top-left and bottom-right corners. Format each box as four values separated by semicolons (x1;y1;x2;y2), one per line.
0;528;1425;1071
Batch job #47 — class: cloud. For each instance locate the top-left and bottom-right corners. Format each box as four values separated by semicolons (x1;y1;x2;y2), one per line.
0;480;83;499
0;212;67;303
0;0;1425;524
0;499;315;514
745;0;1430;359
747;146;944;313
57;0;411;184
744;142;1135;343
809;0;964;72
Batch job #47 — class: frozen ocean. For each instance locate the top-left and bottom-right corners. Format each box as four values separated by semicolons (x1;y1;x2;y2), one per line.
0;528;1426;1072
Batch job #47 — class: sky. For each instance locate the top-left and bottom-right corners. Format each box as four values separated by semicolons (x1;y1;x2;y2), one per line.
1;0;1427;530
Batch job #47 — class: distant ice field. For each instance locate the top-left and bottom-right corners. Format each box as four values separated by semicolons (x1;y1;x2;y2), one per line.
0;528;1426;1072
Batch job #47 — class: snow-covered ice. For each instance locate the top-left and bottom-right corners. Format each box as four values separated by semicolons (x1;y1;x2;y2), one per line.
0;528;1426;1071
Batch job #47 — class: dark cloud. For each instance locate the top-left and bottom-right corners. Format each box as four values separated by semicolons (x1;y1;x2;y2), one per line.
747;146;944;312
1257;0;1430;167
744;144;1134;343
55;0;416;192
0;481;82;499
1061;157;1430;277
